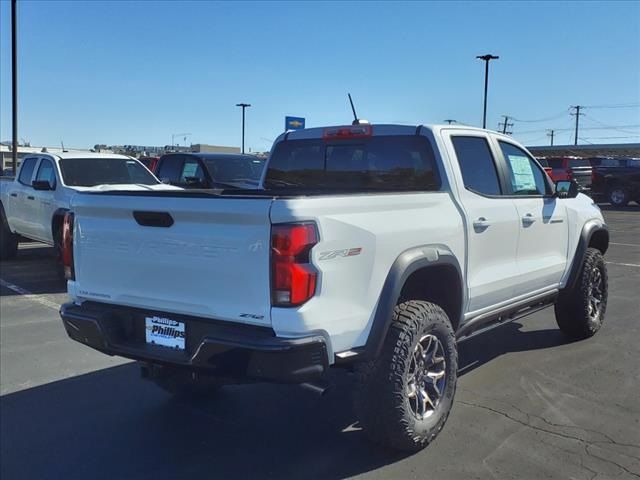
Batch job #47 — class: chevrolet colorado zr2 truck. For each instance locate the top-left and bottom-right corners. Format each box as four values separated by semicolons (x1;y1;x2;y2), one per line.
59;124;609;451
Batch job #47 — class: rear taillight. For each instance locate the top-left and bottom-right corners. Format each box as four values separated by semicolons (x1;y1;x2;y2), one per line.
271;223;318;307
62;212;74;280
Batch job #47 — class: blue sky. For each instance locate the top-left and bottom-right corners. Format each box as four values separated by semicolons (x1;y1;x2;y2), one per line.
1;0;639;151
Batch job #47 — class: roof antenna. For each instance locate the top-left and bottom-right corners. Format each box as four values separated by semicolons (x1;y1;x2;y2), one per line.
348;93;369;126
348;93;359;125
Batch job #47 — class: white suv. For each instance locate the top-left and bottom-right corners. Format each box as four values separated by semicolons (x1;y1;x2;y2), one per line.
58;124;608;451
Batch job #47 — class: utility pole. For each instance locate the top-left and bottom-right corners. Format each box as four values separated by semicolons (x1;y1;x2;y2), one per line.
547;129;555;146
11;0;18;175
476;54;499;129
498;115;513;135
236;103;251;154
570;105;583;146
444;119;456;125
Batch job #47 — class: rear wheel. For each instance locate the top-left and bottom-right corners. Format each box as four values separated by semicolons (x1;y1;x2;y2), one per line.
354;300;457;452
555;248;608;339
0;208;18;260
608;186;629;207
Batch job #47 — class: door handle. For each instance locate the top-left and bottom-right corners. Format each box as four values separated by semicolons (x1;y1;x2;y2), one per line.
27;195;35;200
522;213;535;226
10;193;17;197
473;217;491;231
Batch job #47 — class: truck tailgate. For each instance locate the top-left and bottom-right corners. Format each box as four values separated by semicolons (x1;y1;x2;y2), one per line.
70;193;274;327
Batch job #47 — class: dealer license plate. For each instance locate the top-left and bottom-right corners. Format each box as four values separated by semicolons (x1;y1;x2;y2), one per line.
145;316;186;350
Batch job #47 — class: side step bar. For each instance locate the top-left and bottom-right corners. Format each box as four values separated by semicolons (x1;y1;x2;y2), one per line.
456;290;559;342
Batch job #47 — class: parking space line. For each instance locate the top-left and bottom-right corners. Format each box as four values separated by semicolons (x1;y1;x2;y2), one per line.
607;262;640;268
610;242;640;247
0;279;61;311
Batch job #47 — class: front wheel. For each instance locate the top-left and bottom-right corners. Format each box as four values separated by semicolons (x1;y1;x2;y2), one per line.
354;300;458;452
555;247;608;339
608;186;630;207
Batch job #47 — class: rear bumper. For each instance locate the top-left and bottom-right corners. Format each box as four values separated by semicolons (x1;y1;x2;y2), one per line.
60;302;329;384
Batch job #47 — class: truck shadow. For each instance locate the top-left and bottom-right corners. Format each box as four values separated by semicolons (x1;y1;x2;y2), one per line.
0;321;569;480
0;242;66;295
597;203;640;212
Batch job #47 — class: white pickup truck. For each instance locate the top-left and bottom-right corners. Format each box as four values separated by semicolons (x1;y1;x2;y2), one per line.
59;124;609;451
0;152;176;262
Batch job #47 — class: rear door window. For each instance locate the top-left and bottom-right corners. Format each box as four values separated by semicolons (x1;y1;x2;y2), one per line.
18;158;38;186
264;135;440;191
451;136;502;196
35;159;57;188
180;157;205;184
156;156;184;183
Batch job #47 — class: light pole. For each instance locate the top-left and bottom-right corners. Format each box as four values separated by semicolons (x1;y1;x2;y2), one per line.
171;133;191;149
11;0;18;175
236;103;251;154
476;54;499;129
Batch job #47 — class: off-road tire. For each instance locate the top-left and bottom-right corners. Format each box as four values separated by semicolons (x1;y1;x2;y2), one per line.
555;247;608;339
151;368;221;398
608;186;630;207
0;207;19;260
354;300;457;452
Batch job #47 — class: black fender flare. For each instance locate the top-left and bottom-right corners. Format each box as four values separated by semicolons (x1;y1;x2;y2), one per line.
363;245;464;359
564;220;609;292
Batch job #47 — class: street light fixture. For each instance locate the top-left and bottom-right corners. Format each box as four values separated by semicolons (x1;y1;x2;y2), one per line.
476;54;499;129
236;103;251;154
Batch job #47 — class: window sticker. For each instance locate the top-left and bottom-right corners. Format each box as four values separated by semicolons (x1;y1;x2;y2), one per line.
508;155;536;192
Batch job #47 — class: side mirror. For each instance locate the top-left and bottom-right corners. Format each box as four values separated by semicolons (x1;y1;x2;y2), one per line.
555;180;578;198
32;179;55;191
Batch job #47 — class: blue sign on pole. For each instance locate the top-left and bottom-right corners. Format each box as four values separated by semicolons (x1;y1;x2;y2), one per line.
285;116;305;131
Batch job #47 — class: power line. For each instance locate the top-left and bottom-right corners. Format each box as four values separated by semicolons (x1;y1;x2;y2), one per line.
582;114;640;135
511;110;569;123
580;135;640;140
582;103;640;109
513;124;640;135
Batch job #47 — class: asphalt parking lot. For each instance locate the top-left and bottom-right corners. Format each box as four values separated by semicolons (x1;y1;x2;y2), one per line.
1;206;639;480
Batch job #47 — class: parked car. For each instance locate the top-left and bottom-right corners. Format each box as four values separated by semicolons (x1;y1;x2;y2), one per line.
0;152;179;261
59;124;608;452
589;157;640;206
542;157;593;191
155;152;266;189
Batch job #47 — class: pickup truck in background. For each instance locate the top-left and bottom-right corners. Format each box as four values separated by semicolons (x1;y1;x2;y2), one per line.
0;152;178;262
60;124;609;451
589;157;640;206
155;152;266;189
540;156;593;192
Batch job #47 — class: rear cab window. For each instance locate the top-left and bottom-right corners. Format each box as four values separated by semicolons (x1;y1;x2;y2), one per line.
264;135;440;192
